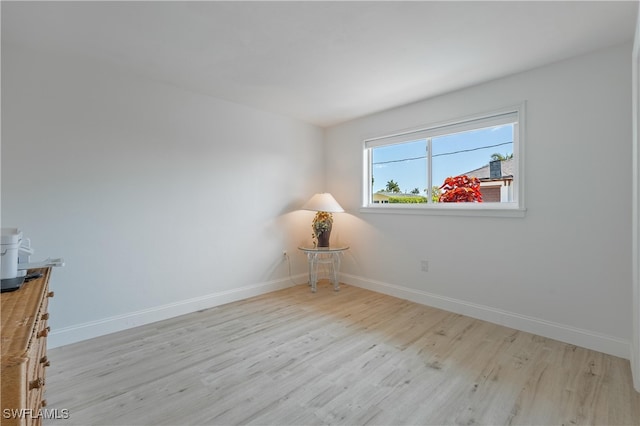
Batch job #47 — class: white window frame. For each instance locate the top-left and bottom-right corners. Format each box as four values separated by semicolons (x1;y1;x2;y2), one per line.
361;103;526;218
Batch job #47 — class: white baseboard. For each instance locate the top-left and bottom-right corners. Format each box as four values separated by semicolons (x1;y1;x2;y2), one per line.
632;348;640;391
342;273;630;360
50;272;630;360
48;274;306;349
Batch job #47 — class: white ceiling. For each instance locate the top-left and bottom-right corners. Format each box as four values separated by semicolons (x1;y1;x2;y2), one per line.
2;1;638;127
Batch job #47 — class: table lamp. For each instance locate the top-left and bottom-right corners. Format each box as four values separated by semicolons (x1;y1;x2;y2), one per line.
302;193;344;247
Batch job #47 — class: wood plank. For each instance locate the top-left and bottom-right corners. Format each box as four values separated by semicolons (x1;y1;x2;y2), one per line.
43;282;640;425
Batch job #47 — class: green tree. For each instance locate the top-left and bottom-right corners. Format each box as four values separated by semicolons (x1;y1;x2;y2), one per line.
386;179;401;193
410;188;420;194
430;185;441;203
490;152;513;161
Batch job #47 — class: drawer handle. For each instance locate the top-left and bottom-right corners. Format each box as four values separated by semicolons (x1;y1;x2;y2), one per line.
29;378;45;390
41;313;50;321
47;291;55;298
40;356;50;367
37;326;51;338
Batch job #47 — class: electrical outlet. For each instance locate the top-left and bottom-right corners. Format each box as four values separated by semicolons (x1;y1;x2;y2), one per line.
421;260;429;272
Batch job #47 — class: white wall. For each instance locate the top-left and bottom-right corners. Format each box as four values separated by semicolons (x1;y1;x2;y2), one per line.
1;43;324;347
326;43;633;358
631;7;640;391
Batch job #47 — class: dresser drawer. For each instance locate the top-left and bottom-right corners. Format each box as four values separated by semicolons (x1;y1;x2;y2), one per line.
1;268;54;426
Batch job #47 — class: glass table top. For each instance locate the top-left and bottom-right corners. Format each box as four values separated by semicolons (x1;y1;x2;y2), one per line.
298;245;349;253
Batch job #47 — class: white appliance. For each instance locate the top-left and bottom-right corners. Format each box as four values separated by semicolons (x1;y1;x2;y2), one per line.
1;228;64;292
1;228;26;280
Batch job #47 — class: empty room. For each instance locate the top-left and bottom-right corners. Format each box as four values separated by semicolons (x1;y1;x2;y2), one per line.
2;1;640;425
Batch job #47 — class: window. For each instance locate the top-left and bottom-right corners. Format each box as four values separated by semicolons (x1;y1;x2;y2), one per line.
363;104;525;217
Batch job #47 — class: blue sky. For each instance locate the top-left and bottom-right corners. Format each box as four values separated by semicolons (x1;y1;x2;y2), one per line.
371;124;514;194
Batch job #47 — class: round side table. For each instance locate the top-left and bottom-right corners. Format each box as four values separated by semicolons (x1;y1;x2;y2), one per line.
298;245;349;292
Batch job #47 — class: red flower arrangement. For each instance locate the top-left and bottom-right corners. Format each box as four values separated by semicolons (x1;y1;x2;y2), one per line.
438;175;483;203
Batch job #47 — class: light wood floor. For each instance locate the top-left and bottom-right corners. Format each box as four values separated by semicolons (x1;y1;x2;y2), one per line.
45;282;640;426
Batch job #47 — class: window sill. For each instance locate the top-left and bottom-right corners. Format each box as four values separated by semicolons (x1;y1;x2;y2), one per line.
360;203;526;218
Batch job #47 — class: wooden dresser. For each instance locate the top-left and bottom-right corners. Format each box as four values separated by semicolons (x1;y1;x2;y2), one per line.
1;268;54;426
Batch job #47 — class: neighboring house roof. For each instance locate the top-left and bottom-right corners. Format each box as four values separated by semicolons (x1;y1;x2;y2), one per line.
374;192;425;199
465;158;514;180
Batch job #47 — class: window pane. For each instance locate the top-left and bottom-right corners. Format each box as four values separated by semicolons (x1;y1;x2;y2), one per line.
432;124;514;203
363;106;523;211
371;139;427;203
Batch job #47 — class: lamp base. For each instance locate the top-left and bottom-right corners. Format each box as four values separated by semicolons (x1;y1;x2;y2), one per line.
312;211;333;248
316;230;331;247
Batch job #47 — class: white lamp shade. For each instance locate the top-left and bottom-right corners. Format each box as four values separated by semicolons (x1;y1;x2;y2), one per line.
302;193;344;213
